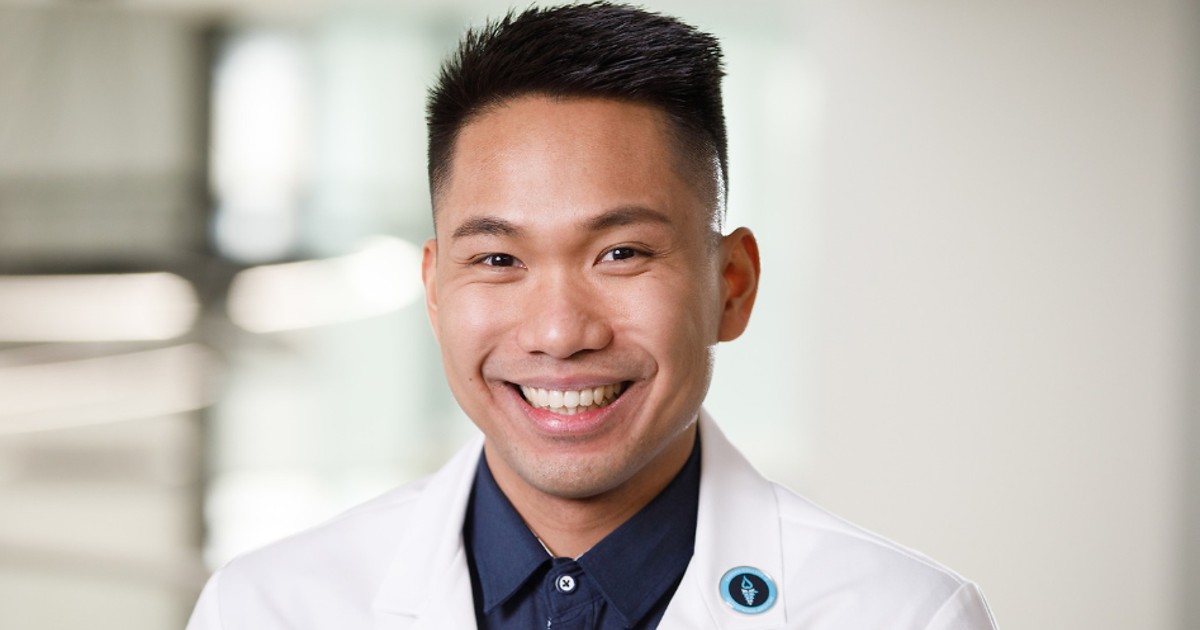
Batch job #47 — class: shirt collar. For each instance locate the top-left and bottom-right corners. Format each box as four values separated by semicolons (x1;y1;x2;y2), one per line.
463;434;701;625
463;455;551;612
577;436;701;626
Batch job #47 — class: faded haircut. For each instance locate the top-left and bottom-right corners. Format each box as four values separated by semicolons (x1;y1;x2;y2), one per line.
426;2;727;227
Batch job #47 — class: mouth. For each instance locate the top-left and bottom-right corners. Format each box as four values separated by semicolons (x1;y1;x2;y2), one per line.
514;382;628;416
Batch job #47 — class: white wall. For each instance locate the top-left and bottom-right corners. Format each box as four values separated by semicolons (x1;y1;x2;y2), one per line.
811;2;1195;629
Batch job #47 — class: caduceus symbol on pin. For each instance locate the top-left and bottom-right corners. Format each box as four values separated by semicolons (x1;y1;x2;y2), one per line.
740;576;758;606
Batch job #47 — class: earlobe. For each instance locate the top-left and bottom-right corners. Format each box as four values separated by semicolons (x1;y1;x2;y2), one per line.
421;238;441;342
716;227;760;342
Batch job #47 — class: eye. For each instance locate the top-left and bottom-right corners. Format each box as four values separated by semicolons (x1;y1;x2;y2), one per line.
477;253;523;268
600;247;643;262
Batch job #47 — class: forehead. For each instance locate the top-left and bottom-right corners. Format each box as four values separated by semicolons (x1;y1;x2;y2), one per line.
434;96;710;233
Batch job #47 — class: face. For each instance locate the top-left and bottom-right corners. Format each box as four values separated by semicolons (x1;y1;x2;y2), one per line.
423;96;758;502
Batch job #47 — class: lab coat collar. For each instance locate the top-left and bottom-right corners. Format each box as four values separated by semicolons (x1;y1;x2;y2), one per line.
372;432;483;628
371;409;788;629
659;410;788;629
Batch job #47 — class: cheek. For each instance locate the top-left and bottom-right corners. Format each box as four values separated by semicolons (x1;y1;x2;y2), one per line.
620;275;718;356
437;286;516;365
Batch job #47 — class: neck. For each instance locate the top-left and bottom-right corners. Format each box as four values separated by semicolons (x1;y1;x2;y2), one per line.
487;424;697;558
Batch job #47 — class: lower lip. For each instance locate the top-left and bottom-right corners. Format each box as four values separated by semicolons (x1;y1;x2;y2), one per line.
509;384;628;438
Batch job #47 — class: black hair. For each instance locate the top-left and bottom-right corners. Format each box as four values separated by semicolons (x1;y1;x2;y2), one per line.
426;2;727;225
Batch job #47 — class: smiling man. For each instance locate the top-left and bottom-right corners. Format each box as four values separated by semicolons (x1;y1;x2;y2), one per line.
187;4;998;629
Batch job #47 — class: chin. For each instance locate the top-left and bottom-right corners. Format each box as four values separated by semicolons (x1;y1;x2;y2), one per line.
515;453;634;501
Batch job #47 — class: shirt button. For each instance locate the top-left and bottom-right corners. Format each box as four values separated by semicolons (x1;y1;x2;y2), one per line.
555;574;577;593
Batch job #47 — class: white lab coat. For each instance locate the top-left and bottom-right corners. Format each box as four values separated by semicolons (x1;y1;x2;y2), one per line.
187;411;998;629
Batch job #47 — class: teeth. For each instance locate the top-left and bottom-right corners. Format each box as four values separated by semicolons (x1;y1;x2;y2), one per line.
518;382;625;414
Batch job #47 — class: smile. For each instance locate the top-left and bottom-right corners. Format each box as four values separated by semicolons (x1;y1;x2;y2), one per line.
517;383;626;415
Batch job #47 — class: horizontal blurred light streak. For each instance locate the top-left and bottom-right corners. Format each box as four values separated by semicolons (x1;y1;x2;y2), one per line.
0;540;209;591
0;273;198;342
0;344;217;436
227;235;422;333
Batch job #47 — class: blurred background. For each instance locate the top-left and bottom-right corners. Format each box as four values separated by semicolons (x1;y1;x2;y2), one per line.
0;0;1195;628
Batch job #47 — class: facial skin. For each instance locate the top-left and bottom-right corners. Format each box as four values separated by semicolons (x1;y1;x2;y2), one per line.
422;96;759;550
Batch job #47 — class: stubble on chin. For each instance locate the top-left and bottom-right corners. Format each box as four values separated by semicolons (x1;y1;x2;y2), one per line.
503;446;627;501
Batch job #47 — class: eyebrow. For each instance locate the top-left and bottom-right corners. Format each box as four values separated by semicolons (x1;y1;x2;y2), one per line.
450;216;524;240
449;205;672;241
585;205;673;232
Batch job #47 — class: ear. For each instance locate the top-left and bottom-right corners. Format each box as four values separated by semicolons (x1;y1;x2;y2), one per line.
716;227;760;342
421;238;441;343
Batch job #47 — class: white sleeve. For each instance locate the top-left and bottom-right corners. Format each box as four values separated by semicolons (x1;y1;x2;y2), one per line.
185;570;225;630
923;582;998;630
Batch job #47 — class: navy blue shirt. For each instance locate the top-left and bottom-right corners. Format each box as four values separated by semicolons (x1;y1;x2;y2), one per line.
463;437;701;629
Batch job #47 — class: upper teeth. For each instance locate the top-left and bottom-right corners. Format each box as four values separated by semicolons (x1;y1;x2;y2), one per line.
519;383;624;415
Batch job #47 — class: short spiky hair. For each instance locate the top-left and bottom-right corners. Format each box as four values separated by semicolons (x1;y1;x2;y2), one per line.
426;2;727;225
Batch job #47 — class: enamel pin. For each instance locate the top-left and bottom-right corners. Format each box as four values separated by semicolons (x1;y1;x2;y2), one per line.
719;566;777;614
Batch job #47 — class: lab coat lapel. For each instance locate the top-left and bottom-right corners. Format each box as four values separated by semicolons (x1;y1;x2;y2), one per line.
660;411;788;629
368;411;788;629
371;434;483;630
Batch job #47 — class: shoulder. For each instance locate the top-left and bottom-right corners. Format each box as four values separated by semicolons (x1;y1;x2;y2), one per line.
187;478;430;630
186;432;486;630
773;482;965;590
223;477;430;587
771;483;997;629
691;413;997;628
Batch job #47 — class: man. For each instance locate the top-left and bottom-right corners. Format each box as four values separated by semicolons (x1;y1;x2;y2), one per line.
188;3;998;629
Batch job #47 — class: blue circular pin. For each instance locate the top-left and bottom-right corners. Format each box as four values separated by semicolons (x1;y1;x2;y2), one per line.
719;566;777;614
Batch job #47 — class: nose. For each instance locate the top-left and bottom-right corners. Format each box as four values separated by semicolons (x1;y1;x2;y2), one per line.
515;271;613;359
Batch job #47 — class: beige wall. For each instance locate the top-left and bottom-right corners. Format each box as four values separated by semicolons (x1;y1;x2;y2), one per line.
811;1;1196;629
